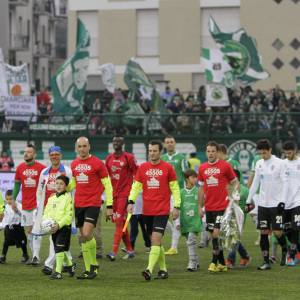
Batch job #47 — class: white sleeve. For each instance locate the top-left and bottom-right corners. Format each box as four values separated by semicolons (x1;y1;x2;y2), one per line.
246;171;260;204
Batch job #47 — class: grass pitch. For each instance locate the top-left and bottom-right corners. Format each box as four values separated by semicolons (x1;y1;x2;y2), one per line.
0;217;297;300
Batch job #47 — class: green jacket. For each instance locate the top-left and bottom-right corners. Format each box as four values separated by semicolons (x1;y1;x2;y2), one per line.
42;192;73;229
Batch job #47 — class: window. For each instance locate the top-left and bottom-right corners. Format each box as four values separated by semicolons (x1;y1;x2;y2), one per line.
137;10;158;57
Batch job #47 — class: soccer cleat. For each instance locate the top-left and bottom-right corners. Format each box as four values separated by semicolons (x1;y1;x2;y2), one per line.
154;270;168;279
27;256;40;266
216;264;228;272
78;252;83;258
145;247;151;254
77;271;89;279
142;269;151;281
96;253;102;259
208;263;217;273
295;252;300;264
106;252;116;261
187;261;198;271
225;259;235;269
239;256;251;267
68;262;76;277
121;247;127;253
42;266;52;275
287;258;295;266
62;265;68;273
164;248;178;255
269;256;276;264
20;254;30;263
280;250;288;266
257;262;271;270
196;262;200;269
199;243;207;248
0;255;6;264
121;251;135;260
50;272;62;279
87;264;99;279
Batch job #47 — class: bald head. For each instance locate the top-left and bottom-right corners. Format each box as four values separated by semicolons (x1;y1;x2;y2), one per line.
76;136;90;160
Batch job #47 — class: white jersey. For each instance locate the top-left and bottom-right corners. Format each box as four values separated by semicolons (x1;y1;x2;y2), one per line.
246;155;286;208
282;157;300;209
0;202;23;230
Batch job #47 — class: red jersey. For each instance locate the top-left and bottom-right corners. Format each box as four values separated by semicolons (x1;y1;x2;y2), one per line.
15;161;46;210
198;159;236;211
106;152;139;198
71;155;109;207
135;160;177;215
45;168;59;206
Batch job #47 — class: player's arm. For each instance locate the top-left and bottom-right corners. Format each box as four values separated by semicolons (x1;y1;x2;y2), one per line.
169;180;181;220
278;163;289;211
100;175;114;218
66;177;76;192
247;172;255;189
11;180;21;210
57;196;74;229
245;171;260;211
198;184;205;218
127;180;143;214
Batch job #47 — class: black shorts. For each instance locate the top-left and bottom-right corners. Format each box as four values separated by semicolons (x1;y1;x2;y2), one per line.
143;215;169;235
75;206;100;228
52;226;71;253
283;206;300;231
258;206;283;231
206;210;225;232
4;223;27;248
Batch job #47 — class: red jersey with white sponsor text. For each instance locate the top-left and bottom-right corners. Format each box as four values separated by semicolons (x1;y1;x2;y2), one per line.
71;155;108;207
15;161;46;210
135;160;177;215
198;159;236;211
45;168;59;206
106;152;139;198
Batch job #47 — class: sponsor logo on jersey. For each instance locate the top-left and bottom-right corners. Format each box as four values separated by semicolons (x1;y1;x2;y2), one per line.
22;169;38;176
204;168;220;175
147;177;160;188
76;172;88;183
113;174;119;180
75;164;91;171
228;140;259;173
206;176;218;186
120;162;124;166
145;169;163;176
24;177;36;187
271;165;275;171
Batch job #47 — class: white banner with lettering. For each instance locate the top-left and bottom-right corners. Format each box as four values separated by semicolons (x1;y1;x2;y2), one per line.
5;63;30;96
205;84;229;107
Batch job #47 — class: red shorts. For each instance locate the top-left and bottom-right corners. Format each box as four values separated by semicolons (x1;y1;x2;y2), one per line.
112;196;128;223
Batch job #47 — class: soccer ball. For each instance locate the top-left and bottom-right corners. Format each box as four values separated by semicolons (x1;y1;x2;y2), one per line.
41;218;56;235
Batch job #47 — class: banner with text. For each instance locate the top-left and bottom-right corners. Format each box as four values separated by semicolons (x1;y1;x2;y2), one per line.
206;84;229;107
5;63;30;96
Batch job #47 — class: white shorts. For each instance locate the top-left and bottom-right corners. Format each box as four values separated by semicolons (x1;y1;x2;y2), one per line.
21;208;37;227
249;194;259;215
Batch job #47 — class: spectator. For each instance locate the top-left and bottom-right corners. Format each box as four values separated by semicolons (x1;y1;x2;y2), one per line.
258;114;271;133
37;88;50;106
0;150;14;171
101;89;113;106
210;115;223;133
283;116;298;144
160;86;174;102
171;88;184;103
287;92;298;109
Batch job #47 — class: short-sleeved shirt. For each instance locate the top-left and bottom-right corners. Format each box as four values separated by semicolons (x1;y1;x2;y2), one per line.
71;155;109;207
15;161;46;210
161;152;189;189
106;152;139;198
198;159;236;211
135;160;177;215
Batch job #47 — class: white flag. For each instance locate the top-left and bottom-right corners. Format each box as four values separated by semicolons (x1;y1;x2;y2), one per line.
5;63;30;96
98;63;115;94
206;83;229;107
0;49;9;96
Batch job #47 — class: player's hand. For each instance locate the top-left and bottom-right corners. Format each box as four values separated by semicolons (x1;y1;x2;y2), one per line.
105;208;113;219
11;199;17;211
127;204;134;214
199;207;205;218
277;202;285;213
51;222;59;232
171;208;179;220
0;213;3;221
245;203;255;213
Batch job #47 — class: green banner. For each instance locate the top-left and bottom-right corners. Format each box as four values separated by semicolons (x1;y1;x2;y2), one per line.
51;19;90;119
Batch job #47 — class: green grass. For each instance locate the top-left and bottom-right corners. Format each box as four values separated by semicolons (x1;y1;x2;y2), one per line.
0;217;298;300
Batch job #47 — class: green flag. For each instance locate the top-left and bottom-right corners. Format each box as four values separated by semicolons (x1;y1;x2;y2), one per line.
124;58;168;117
51;19;90;119
208;16;269;86
296;77;300;93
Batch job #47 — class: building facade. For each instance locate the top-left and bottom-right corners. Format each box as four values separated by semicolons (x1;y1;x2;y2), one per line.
68;0;300;92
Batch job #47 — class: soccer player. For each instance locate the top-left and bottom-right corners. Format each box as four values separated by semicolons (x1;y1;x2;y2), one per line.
36;146;74;275
161;135;189;255
246;139;288;270
105;135;139;260
178;169;202;271
198;141;239;273
41;175;75;279
11;144;46;265
127;139;181;281
281;141;300;266
69;137;113;279
218;144;246;186
0;190;29;264
225;170;251;269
